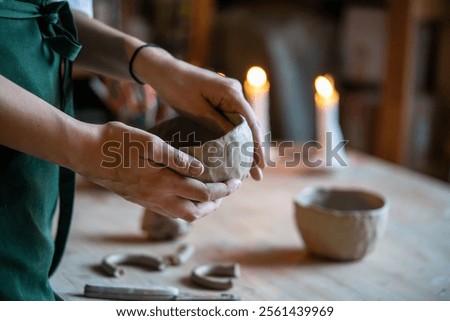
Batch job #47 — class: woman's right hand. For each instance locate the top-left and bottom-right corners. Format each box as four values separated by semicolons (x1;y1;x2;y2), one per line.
1;74;237;222
76;121;241;222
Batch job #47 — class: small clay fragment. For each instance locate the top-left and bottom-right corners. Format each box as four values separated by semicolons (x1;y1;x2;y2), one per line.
170;243;196;266
191;263;241;290
141;210;191;240
101;253;167;277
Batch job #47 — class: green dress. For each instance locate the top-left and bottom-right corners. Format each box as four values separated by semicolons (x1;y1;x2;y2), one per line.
0;0;81;300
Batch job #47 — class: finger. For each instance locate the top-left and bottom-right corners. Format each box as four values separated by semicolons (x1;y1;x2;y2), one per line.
204;178;241;201
148;198;197;222
194;100;235;135
211;80;267;172
195;198;223;219
250;165;263;181
148;178;240;221
199;100;268;180
238;102;266;172
204;93;267;174
253;140;266;169
180;198;224;222
173;201;197;222
174;178;241;202
148;135;204;177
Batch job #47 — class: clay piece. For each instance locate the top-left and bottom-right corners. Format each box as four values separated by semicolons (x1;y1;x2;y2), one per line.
141;210;191;241
101;254;167;277
294;187;389;260
169;243;196;266
101;243;195;277
142;113;254;239
191;263;241;290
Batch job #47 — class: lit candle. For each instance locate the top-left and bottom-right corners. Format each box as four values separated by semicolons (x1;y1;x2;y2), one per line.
244;66;270;141
314;74;348;168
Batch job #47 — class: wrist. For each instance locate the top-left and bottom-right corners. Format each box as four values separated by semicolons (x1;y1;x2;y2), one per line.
63;120;104;177
71;121;140;184
128;44;159;84
125;38;176;87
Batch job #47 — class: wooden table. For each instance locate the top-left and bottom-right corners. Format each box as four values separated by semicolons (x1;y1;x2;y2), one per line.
51;151;450;300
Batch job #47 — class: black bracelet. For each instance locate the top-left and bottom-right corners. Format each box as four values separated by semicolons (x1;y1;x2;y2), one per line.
129;43;158;85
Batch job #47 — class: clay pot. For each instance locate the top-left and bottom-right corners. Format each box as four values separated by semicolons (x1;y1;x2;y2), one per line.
294;187;388;260
149;113;253;182
142;113;254;240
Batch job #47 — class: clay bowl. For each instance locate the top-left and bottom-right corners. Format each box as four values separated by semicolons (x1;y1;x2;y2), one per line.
149;113;253;182
142;113;254;240
294;187;388;260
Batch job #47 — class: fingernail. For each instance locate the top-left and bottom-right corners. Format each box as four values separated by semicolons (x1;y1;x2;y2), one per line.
189;160;204;176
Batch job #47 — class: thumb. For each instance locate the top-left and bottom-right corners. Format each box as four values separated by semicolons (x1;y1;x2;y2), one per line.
148;135;204;177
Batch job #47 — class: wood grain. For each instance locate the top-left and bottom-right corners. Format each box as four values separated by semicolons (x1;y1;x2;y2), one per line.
51;151;450;300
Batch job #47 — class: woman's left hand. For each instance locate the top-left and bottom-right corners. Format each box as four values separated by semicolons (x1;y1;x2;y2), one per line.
72;13;265;180
132;46;266;181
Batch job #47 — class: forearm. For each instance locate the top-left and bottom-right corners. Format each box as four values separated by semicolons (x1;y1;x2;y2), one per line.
0;75;100;172
71;11;264;180
73;12;210;108
73;12;174;83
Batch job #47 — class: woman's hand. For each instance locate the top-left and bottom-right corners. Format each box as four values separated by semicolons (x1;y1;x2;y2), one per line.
76;121;241;222
131;46;266;181
72;14;265;180
0;74;240;222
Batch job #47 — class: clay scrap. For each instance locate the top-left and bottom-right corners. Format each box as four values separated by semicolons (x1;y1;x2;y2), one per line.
141;210;191;240
191;263;241;290
101;253;167;277
101;243;195;277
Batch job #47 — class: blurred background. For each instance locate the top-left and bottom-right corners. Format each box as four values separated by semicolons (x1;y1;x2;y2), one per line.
72;0;450;183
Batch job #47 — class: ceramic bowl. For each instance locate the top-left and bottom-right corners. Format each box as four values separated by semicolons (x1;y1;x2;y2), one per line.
294;187;388;260
149;113;253;182
142;113;254;240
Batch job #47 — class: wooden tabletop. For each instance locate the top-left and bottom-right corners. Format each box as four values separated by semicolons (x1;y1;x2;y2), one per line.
51;151;450;300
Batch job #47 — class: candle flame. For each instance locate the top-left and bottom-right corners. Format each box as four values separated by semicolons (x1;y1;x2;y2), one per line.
246;66;267;88
315;75;335;99
314;74;338;109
